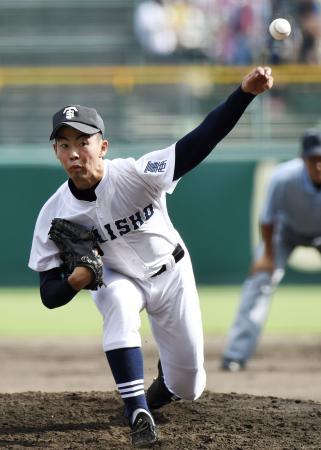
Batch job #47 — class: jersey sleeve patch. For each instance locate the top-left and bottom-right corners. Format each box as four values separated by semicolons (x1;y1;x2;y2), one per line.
135;144;177;194
144;159;167;174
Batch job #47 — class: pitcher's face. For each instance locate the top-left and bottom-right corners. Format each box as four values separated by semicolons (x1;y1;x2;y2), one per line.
54;126;108;189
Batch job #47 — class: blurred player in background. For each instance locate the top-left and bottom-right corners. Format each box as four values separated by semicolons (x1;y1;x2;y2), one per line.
29;66;273;447
221;129;321;372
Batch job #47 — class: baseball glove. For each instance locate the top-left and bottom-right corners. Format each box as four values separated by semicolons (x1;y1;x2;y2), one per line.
48;218;105;290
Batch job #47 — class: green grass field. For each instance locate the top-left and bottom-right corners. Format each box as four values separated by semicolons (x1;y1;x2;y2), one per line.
1;285;320;336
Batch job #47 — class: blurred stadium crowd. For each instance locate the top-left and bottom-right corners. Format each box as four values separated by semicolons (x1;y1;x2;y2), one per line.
0;0;319;156
0;0;320;66
134;0;321;64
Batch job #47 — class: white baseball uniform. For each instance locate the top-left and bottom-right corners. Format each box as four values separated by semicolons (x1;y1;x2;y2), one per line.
29;144;206;399
29;84;257;402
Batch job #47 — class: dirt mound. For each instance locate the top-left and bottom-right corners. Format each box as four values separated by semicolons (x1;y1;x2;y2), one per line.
1;390;321;449
2;335;321;448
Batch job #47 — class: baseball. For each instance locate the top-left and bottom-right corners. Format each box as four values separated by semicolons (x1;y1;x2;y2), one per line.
269;18;291;40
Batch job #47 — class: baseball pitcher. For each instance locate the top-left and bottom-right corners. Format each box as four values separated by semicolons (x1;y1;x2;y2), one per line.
29;67;273;447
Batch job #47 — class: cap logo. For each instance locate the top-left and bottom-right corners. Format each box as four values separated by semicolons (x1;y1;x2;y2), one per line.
63;106;78;120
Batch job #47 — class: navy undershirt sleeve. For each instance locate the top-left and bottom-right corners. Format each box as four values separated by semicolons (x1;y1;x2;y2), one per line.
174;86;255;180
39;268;78;309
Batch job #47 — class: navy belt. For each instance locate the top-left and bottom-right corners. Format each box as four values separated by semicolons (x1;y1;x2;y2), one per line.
151;243;185;277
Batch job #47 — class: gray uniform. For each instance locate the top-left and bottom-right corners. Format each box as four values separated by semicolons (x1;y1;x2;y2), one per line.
223;158;321;365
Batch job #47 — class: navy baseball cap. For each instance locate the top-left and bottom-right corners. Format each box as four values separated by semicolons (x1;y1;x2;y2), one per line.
50;105;105;140
301;129;321;157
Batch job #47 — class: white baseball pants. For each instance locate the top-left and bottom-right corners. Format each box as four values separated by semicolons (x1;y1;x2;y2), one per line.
92;251;206;401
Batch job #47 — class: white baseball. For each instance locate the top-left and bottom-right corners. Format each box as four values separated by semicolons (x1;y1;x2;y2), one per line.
269;18;291;40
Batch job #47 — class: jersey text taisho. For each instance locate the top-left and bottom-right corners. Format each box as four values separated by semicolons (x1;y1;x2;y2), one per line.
102;204;154;241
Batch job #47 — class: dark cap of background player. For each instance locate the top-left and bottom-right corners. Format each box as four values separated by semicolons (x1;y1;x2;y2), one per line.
50;105;105;140
301;129;321;157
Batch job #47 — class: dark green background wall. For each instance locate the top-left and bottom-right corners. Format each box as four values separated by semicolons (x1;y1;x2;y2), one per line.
3;166;66;286
2;162;319;286
167;162;255;284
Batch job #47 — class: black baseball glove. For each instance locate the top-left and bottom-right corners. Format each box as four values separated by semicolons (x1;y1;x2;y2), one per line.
48;218;105;290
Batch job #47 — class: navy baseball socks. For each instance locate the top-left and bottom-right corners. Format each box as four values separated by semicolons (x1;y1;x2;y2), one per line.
146;360;181;410
105;347;158;447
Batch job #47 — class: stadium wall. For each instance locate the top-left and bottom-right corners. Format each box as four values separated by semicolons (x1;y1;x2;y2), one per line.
3;162;319;287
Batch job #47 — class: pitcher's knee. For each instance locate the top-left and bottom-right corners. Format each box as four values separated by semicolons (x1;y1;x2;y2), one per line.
167;367;206;400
